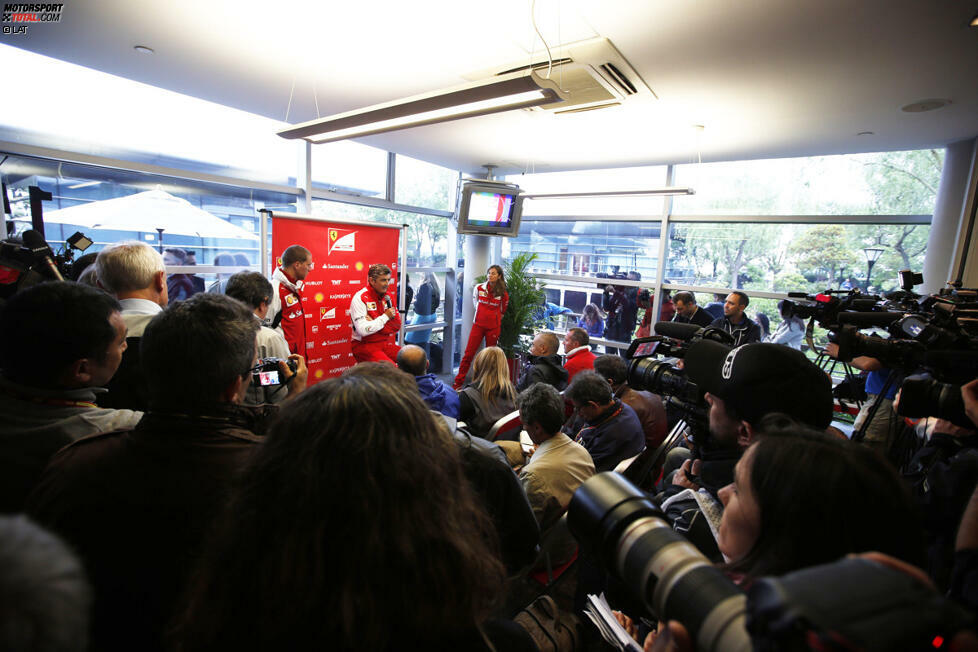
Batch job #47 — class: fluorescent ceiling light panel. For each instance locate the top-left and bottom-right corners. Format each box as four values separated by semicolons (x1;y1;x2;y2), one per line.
523;187;695;199
277;70;566;144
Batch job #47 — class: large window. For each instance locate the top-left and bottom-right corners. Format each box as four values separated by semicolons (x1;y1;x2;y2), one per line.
311;141;388;197
1;155;296;290
666;222;930;294
504;221;662;280
672;150;944;216
0;44;300;186
394;155;458;211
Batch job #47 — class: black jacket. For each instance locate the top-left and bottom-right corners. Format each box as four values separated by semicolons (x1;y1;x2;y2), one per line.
27;404;272;652
517;353;569;392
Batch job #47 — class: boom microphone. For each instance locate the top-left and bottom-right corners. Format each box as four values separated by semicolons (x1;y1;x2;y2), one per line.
654;321;702;341
22;229;64;281
836;312;904;328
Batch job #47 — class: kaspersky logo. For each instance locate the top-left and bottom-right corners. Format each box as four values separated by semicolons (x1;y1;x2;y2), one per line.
327;228;356;254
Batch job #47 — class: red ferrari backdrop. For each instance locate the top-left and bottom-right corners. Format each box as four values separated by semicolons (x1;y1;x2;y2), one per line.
272;215;401;385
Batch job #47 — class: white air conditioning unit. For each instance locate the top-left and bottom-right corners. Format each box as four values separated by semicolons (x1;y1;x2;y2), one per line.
464;37;656;115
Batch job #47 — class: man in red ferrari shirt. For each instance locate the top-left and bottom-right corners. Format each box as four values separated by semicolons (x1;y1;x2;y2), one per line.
268;244;313;356
350;263;402;364
562;327;596;382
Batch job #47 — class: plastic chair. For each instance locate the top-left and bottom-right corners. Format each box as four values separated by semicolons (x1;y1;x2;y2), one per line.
614;448;645;474
487;410;522;442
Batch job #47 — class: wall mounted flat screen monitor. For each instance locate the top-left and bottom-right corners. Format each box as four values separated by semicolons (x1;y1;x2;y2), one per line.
455;181;523;237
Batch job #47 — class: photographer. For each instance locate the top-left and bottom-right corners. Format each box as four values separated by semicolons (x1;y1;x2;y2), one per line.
610;425;925;651
224;271;306;404
658;341;834;556
825;342;903;457
899;382;978;592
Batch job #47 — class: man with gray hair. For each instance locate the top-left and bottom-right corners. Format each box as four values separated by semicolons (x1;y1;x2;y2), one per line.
94;241;168;410
350;263;402;364
564;370;645;472
28;294;287;652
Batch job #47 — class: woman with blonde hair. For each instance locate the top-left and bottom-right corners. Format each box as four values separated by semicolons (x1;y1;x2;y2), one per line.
458;346;518;440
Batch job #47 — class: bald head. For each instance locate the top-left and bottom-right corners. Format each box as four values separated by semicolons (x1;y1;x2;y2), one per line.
396;344;428;377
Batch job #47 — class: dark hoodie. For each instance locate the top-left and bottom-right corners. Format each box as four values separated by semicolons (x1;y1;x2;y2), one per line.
516;354;569;392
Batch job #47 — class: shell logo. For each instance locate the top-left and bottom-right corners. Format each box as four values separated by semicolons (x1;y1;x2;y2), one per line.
354;261;364;271
314;369;325;379
314;292;325;303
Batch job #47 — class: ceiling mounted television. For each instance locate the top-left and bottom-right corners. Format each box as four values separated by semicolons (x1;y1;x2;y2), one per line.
454;179;523;237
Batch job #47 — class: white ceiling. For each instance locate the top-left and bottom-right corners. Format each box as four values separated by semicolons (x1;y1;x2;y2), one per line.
3;0;977;176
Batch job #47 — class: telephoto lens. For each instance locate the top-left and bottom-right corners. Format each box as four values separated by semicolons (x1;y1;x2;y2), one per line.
568;473;750;652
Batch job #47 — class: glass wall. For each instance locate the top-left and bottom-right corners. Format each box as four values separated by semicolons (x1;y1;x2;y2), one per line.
394;155;458;211
672;150;944;216
311;141;388;196
504;221;662;280
500;149;943;355
0;44;300;186
666;221;930;294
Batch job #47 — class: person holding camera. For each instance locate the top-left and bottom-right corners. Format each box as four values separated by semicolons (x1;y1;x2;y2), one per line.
824;342;902;457
27;294;304;652
225;271;306;405
658;341;834;557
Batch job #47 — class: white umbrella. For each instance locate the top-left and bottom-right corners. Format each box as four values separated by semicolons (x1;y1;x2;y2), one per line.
43;189;258;240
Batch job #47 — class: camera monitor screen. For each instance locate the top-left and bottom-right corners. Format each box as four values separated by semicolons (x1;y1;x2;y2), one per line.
257;370;280;386
455;180;523;237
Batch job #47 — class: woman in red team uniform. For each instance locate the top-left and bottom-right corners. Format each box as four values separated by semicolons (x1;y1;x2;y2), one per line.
454;265;508;389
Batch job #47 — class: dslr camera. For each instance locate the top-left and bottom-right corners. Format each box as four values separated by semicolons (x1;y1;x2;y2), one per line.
569;473;974;651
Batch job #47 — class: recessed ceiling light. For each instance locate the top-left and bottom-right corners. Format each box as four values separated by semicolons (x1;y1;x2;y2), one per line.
900;98;951;113
970;13;978;27
857;131;874;136
133;45;154;55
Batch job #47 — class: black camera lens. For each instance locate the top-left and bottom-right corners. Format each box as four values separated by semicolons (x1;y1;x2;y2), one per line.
569;473;751;652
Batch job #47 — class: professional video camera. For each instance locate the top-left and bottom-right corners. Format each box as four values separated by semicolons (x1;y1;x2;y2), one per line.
251;357;298;387
623;323;734;433
569;472;973;651
0;228;93;300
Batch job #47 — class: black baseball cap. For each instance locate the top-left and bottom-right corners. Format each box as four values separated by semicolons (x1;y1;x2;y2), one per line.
684;340;834;429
